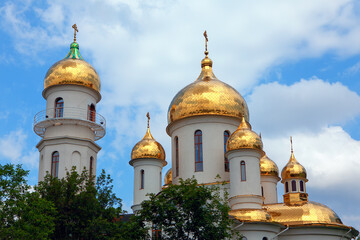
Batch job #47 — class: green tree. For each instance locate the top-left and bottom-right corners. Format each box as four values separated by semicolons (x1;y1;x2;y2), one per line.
0;164;56;239
36;168;146;240
139;178;236;240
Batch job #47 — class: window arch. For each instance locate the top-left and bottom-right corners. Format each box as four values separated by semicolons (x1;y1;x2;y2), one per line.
291;180;297;192
88;104;96;122
240;161;246;181
299;180;304;192
285;181;289;193
224;131;230;172
263;237;268;240
140;169;144;189
194;130;203;172
175;137;179;177
90;157;94;178
54;98;64;118
51;151;59;177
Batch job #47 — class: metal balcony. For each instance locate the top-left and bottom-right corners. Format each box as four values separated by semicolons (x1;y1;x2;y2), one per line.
34;107;106;140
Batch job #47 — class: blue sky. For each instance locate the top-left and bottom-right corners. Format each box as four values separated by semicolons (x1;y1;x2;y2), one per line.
1;0;360;230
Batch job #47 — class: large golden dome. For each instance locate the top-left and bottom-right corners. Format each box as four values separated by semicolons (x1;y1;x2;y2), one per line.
265;201;343;226
260;154;279;177
167;54;249;125
229;209;272;222
226;117;263;152
44;42;101;93
130;114;166;162
281;151;307;183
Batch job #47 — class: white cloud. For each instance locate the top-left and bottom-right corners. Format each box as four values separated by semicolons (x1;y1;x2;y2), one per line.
0;130;38;168
263;126;360;190
248;78;360;136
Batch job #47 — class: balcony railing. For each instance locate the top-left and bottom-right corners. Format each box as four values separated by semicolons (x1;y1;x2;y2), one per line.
34;107;106;140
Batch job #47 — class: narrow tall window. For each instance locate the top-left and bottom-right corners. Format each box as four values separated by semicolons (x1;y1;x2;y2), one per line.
175;137;179;177
300;180;304;192
140;170;144;189
224;131;230;172
90;157;94;178
285;181;289;193
152;223;161;240
291;180;297;192
54;98;64;118
240;161;246;181
88;104;96;122
51;151;59;177
194;130;203;172
261;186;264;197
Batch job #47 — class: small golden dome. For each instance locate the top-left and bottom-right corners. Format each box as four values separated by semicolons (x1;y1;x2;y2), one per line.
265;201;344;226
260;154;279;177
164;169;172;185
167;54;249;125
130;113;166;162
229;209;272;222
281;139;307;182
226;117;263;152
44;42;101;93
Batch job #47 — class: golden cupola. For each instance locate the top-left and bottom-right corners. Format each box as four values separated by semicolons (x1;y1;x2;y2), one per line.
44;24;101;94
260;153;279;177
281;138;307;183
226;116;263;152
131;113;166;162
167;31;249;125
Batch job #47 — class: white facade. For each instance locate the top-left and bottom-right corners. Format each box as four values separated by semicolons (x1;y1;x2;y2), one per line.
166;115;239;185
35;84;105;181
261;175;280;204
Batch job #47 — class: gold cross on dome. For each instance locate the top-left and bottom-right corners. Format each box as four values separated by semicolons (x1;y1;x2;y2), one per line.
146;112;150;128
203;30;208;54
72;24;78;42
290;136;293;153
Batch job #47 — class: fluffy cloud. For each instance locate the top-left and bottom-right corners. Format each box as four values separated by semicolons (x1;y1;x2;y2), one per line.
0;130;38;168
248;78;360;136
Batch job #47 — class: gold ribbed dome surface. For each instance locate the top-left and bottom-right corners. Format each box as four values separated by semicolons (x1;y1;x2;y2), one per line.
281;152;307;182
167;55;249;124
226;117;263;152
164;169;172;185
229;209;272;222
265;201;343;226
44;42;101;93
260;154;279;177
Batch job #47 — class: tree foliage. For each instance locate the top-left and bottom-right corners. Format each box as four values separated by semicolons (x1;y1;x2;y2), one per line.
0;164;56;239
139;178;235;240
36;167;146;240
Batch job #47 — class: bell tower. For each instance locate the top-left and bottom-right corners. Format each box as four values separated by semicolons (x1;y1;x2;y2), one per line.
34;25;106;181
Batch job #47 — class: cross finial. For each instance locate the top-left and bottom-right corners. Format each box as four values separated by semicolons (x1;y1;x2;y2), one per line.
72;24;78;42
290;136;293;153
146;112;150;129
203;30;208;56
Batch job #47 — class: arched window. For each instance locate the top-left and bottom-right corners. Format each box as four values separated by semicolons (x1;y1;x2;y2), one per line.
261;186;264;197
140;170;144;189
300;180;304;192
224;131;230;172
54;98;64;118
240;161;246;181
291;180;297;192
175;137;179;177
88;104;96;122
263;237;268;240
90;157;94;178
51;151;59;177
194;130;203;172
242;237;247;240
285;181;289;193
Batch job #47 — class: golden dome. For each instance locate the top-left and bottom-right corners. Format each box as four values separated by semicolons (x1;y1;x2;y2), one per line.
281;151;307;183
229;209;272;222
130;113;166;162
164;169;172;185
44;42;101;93
226;117;263;152
167;54;249;125
265;201;344;226
260;154;279;177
